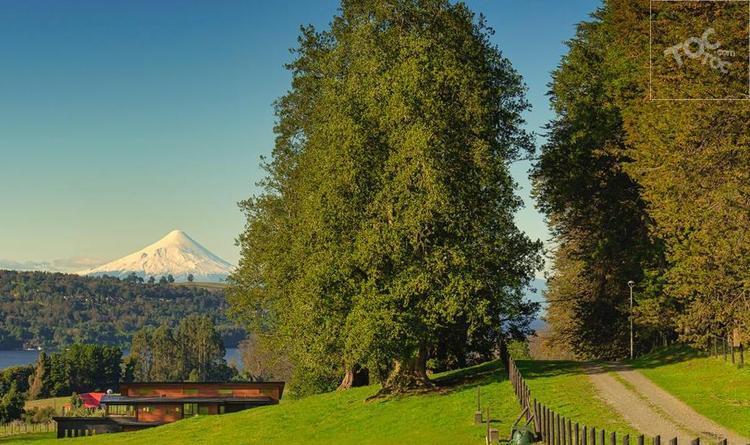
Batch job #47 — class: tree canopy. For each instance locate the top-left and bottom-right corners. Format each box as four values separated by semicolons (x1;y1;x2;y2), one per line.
534;0;750;358
230;0;541;394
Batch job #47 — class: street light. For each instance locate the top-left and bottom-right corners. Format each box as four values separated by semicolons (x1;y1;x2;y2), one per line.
627;280;635;360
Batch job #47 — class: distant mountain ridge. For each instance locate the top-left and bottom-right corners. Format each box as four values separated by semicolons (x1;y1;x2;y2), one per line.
78;230;233;283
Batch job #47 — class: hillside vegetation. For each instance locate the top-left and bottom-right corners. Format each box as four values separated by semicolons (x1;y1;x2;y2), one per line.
1;361;518;445
0;271;243;349
630;346;750;437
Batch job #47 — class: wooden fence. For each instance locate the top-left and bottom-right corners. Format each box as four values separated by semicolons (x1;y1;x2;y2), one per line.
0;420;56;437
706;334;745;369
506;356;731;445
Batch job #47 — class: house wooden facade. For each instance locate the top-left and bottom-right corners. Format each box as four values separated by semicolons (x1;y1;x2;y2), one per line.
54;381;285;438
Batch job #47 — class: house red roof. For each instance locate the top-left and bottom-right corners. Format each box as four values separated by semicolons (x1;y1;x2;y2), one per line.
79;392;105;409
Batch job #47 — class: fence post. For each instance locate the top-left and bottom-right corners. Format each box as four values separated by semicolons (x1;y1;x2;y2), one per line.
575;423;580;445
583;426;588;445
740;344;745;368
731;338;736;365
610;431;616;445
723;339;728;361
690;439;699;445
638;435;645;445
549;411;554;445
624;434;630;445
592;427;597;445
568;419;573;445
669;437;677;445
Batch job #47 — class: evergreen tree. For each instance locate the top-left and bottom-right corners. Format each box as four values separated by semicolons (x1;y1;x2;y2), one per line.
28;352;50;400
532;1;661;359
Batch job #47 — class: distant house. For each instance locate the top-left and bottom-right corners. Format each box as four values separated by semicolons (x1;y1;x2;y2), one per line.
53;381;285;439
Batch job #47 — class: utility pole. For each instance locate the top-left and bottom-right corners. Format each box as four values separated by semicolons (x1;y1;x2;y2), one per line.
628;280;635;360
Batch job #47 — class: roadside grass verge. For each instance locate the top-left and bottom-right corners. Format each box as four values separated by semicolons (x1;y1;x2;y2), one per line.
630;345;750;438
2;360;518;445
516;360;638;436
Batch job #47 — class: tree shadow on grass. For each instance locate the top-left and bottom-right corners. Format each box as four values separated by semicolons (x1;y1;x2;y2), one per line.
629;345;703;370
515;360;586;379
365;360;507;402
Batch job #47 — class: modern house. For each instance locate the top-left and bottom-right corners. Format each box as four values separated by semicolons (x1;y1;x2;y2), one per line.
54;381;285;438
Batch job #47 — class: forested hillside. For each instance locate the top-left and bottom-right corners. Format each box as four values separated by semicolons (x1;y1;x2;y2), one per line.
0;271;244;350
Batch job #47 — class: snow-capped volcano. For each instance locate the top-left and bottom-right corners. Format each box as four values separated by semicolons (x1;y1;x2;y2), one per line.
78;230;234;283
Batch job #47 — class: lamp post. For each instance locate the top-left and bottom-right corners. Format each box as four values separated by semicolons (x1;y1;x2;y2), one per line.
627;280;635;360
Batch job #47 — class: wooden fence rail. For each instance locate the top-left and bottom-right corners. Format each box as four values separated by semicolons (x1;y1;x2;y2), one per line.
706;334;744;369
0;421;57;437
506;355;733;445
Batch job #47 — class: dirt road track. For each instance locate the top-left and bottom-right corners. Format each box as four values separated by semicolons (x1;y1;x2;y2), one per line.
584;363;747;444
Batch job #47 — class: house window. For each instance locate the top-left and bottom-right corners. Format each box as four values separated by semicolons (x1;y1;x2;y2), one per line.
108;405;134;416
140;406;152;413
219;405;226;414
183;403;198;418
198;405;210;415
217;389;232;396
183;389;199;395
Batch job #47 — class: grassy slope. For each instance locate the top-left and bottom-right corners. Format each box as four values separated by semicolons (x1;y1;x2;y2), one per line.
2;361;520;445
24;397;67;413
630;346;750;438
516;360;638;436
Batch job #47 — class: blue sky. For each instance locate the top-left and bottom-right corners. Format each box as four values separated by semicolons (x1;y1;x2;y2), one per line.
0;0;600;270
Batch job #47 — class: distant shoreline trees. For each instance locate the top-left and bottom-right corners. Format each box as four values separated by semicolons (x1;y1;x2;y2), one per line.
129;316;234;382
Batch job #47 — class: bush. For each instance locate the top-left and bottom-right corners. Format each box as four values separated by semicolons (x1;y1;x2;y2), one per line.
22;406;56;424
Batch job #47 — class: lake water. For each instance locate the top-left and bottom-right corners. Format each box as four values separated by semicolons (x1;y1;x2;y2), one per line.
0;348;243;371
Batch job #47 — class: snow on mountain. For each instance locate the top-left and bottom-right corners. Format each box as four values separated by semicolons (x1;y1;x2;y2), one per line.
78;230;234;283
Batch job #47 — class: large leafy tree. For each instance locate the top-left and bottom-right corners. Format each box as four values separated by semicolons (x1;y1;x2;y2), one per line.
230;0;541;394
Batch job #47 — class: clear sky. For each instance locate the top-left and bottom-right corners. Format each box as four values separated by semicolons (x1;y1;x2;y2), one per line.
0;0;600;271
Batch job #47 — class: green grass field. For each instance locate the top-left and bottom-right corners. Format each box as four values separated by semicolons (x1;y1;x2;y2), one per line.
2;361;521;445
630;346;750;438
515;360;637;436
23;397;68;413
0;433;56;443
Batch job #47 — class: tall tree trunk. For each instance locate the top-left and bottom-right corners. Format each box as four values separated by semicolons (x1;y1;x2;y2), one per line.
337;365;370;390
380;346;432;394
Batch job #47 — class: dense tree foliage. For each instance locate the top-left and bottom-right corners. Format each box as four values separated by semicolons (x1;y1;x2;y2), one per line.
0;366;33;397
0;382;25;423
230;0;541;395
129;316;234;382
0;270;244;350
24;345;123;398
532;3;659;359
535;0;750;357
